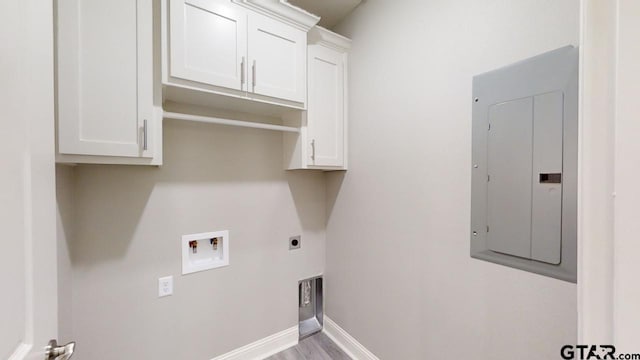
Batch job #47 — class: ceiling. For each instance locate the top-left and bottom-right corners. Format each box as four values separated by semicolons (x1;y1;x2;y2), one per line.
288;0;362;29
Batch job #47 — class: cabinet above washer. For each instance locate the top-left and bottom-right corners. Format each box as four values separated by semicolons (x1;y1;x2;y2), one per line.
162;0;319;113
56;0;162;166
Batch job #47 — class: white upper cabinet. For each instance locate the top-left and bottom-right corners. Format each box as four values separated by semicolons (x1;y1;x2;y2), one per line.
284;27;351;170
248;12;306;103
169;0;247;91
56;0;161;165
163;0;319;110
307;43;345;167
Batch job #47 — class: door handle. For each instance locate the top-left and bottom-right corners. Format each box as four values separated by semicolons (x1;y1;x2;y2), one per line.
252;60;256;91
539;173;562;184
241;56;245;88
45;339;76;360
311;139;316;161
143;119;148;151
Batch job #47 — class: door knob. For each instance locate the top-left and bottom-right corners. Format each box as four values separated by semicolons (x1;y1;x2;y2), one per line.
45;339;76;360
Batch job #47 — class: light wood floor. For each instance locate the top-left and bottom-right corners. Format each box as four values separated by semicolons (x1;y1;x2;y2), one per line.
266;332;351;360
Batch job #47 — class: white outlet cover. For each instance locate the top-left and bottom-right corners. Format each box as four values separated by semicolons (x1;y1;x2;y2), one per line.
182;230;230;275
158;276;173;297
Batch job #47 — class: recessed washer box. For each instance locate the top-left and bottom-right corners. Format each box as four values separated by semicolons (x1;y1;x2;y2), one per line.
182;230;229;275
470;46;578;283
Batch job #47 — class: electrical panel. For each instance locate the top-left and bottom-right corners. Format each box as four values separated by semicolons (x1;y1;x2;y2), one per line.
470;46;578;282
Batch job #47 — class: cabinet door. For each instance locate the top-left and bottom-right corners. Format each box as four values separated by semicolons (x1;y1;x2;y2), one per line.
57;0;154;158
248;12;306;103
169;0;247;91
307;45;345;167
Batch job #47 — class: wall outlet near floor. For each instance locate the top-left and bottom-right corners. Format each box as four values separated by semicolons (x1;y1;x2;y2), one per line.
158;276;173;297
289;235;301;250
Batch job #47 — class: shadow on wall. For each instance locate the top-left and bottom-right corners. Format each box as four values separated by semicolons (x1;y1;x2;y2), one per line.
55;165;75;344
286;170;331;233
325;171;346;224
65;119;325;266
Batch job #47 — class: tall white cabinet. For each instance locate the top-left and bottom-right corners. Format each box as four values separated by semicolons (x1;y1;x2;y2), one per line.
285;27;351;170
56;0;162;165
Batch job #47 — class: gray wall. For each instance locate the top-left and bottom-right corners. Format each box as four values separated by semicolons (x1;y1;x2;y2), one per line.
56;119;326;359
325;0;578;359
56;165;75;346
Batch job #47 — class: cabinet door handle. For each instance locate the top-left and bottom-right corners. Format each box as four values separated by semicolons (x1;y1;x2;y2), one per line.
252;60;256;91
143;119;148;151
311;139;316;161
241;57;245;88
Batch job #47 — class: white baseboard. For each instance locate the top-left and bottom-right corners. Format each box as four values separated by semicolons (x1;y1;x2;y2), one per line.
323;317;379;360
211;326;298;360
209;318;378;360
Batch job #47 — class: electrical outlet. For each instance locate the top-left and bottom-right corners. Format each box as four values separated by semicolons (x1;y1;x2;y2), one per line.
289;235;301;250
158;276;173;297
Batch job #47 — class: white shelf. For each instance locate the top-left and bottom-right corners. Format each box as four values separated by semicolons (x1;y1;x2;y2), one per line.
163;111;300;133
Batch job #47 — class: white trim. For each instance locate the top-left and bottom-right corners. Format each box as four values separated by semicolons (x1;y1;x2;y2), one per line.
323;317;379;360
232;0;320;31
577;0;617;344
210;326;298;360
308;26;352;52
